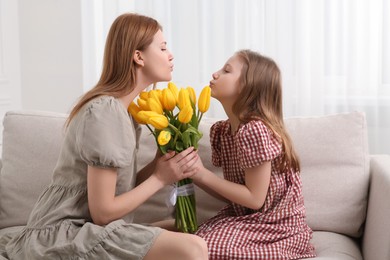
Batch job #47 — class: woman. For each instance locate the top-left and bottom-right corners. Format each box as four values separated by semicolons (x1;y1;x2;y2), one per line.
1;13;208;260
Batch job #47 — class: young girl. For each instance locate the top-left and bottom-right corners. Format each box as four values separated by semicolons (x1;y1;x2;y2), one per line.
1;13;207;260
192;50;316;259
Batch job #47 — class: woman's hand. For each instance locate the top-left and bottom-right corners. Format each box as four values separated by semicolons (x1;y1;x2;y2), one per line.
153;147;199;185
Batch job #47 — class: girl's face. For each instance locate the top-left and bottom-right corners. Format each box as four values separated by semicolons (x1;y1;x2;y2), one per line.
141;30;174;83
210;54;243;104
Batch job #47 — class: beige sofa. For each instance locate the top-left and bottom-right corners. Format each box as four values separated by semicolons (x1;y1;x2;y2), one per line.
0;110;389;260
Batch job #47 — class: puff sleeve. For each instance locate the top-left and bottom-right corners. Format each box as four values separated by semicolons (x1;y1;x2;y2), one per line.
76;97;135;168
210;121;226;167
237;120;282;169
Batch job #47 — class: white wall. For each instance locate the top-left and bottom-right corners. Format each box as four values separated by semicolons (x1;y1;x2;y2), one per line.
0;0;22;149
18;0;84;113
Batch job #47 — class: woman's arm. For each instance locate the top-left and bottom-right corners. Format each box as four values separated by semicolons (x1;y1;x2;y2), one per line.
88;147;198;226
136;153;158;185
192;158;271;210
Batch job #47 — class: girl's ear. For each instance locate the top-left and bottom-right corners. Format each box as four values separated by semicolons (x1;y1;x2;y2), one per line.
133;50;144;67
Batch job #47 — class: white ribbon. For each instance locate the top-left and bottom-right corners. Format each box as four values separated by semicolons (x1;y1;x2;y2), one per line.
166;183;195;207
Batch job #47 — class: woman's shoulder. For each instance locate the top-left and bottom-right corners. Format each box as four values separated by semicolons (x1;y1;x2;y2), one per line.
84;95;119;112
78;95;128;121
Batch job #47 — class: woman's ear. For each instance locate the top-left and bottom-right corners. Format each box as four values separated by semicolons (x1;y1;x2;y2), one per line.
133;50;144;67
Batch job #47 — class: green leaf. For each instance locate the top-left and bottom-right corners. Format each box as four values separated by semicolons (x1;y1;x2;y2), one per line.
159;144;168;154
181;131;191;148
175;140;184;152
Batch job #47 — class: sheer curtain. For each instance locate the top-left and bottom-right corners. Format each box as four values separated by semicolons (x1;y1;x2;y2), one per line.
88;0;390;154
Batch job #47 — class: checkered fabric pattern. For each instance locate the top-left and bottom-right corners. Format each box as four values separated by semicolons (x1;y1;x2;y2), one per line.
196;120;316;260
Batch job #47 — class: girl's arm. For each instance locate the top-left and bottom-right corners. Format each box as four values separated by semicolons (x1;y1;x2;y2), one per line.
88;147;198;226
193;178;230;203
193;158;271;210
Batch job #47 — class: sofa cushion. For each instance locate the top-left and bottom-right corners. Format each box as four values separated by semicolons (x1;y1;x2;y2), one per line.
0;111;67;229
311;231;362;260
286;112;370;238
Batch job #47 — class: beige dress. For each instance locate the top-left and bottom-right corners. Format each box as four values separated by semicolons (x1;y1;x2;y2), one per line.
3;96;162;260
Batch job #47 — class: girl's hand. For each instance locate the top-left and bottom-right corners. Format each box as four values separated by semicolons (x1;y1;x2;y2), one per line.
188;153;205;182
153;147;199;185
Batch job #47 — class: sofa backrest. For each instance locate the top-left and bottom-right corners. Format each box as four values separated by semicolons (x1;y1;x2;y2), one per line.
286;112;370;237
0;111;369;239
0;111;67;229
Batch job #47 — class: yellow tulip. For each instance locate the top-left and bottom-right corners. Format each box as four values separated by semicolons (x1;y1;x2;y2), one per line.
157;130;171;146
187;86;196;105
139;91;149;101
137;111;160;123
155;89;164;104
162;88;176;111
148;98;163;114
137;98;149;111
198;86;211;113
178;88;191;110
168;82;179;102
128;102;145;124
149;115;169;130
178;104;193;124
149;90;162;106
128;102;140;116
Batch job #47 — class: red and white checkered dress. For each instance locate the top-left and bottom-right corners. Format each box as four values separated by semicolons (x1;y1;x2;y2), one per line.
196;120;316;260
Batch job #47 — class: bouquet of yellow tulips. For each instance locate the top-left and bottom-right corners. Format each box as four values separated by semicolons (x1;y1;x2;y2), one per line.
128;82;211;233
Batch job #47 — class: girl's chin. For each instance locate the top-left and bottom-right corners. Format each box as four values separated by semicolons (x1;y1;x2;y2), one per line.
210;89;217;98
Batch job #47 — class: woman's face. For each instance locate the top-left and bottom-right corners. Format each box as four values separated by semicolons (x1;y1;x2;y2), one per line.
141;30;174;83
210;54;243;104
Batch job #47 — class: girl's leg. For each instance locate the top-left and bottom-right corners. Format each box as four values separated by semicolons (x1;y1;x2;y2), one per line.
144;230;208;260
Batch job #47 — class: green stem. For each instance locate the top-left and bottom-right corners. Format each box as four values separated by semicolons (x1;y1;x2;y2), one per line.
198;112;204;123
146;124;156;136
178;197;188;232
172;124;182;149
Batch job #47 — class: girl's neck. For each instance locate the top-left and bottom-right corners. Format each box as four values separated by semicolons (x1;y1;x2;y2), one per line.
222;102;241;134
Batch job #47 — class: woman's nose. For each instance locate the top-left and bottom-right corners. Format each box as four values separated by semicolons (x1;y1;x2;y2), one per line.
168;50;174;61
212;72;219;79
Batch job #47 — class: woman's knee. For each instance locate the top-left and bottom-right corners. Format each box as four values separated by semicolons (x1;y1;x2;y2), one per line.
144;231;208;260
190;235;208;259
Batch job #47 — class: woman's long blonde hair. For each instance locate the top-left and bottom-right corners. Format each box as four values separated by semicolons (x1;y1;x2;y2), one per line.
66;13;161;126
233;50;300;172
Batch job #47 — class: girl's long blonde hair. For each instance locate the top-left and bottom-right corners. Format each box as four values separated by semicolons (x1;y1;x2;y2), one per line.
66;13;161;126
233;50;300;172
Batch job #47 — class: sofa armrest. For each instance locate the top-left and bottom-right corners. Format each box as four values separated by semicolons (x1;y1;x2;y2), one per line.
362;155;390;260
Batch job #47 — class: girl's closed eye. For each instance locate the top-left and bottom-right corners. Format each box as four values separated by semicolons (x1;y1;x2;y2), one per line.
223;64;232;73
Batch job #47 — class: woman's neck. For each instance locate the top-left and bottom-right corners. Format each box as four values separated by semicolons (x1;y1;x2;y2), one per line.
118;71;153;110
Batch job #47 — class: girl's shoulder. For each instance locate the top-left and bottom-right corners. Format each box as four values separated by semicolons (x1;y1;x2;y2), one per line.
237;119;272;138
210;119;230;136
